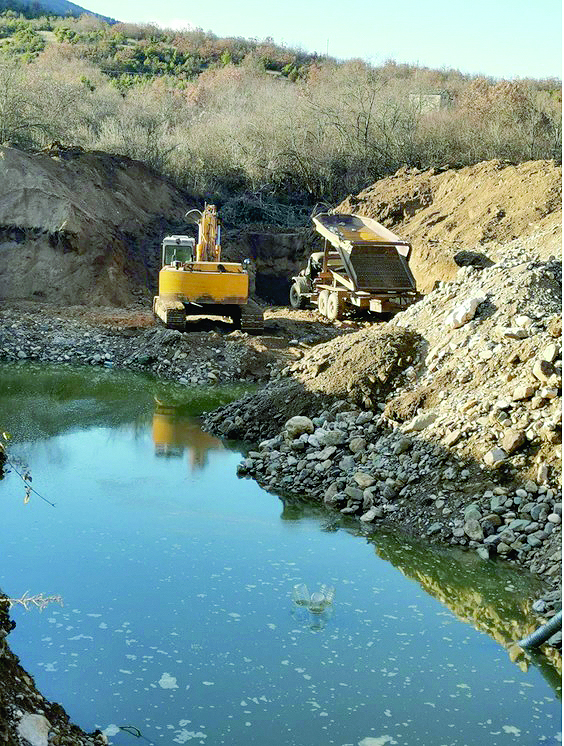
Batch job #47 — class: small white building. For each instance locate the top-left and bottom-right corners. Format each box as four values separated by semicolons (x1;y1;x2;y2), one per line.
408;91;451;113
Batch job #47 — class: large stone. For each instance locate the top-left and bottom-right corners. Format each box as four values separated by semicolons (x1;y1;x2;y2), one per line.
531;504;549;522
284;416;314;439
349;437;367;453
445;294;486;329
512;384;536;401
344;486;363;502
507;519;531;532
502;327;529;339
464;518;484;541
444;430;462;447
476;546;490;560
339;455;356;472
393;437;412;455
17;714;51;746
317;446;337;461
356;411;374;425
483;448;507;467
500;429;526;454
316;429;347;446
464;503;482;521
354;472;376;488
482;513;503;527
404;412;437;432
532;359;554;383
541;343;559;363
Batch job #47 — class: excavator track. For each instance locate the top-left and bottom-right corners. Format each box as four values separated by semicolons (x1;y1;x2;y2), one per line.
240;299;264;333
153;296;186;330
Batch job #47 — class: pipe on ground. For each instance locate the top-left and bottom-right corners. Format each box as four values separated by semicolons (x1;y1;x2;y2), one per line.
519;610;562;650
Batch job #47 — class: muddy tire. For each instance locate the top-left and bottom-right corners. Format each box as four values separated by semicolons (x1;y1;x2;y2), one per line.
289;283;306;309
326;292;344;321
317;290;330;316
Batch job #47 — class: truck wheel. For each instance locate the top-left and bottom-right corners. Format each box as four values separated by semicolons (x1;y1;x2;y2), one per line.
289;283;306;309
326;292;344;321
317;290;330;316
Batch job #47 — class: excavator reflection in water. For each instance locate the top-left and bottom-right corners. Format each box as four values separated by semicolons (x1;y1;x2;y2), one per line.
152;398;224;472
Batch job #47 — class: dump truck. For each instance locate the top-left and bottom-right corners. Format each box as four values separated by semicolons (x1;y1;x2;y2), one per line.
153;204;263;331
289;212;420;320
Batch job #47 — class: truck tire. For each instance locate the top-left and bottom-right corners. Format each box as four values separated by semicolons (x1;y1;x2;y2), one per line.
326;292;344;321
289;283;306;309
317;290;330;316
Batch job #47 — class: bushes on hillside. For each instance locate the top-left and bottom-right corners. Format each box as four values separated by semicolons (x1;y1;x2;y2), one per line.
0;14;560;215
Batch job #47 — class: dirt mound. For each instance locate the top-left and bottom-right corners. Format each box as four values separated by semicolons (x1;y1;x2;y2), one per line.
336;160;562;292
287;327;420;408
206;326;419;441
0;146;191;306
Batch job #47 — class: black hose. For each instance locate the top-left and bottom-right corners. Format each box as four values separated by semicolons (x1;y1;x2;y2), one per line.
519;610;562;650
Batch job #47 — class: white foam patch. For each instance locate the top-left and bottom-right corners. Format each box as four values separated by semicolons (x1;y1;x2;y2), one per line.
359;737;397;746
502;726;521;736
173;730;207;743
159;673;178;689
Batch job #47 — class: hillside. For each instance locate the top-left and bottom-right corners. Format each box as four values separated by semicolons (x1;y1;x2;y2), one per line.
0;9;560;210
0;0;113;21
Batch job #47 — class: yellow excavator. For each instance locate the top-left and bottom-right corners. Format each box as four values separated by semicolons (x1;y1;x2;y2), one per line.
153;204;263;331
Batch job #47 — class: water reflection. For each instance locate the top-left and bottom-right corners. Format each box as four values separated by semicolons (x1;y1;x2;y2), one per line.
280;496;562;694
291;605;334;631
0;364;561;745
152;398;224;471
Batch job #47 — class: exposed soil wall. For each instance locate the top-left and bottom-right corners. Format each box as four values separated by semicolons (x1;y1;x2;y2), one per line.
0;145;192;306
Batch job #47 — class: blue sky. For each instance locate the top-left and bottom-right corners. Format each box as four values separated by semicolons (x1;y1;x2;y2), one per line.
89;0;561;80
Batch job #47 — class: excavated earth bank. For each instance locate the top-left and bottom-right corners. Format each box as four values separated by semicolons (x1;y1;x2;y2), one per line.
0;145;309;308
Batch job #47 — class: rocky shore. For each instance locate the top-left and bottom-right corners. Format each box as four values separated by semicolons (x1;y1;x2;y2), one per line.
0;594;106;746
205;235;562;641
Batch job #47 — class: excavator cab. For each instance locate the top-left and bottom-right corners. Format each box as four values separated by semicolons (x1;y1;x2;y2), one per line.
162;236;195;267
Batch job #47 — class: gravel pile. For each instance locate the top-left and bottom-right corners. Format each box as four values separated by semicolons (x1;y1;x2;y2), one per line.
0;315;277;385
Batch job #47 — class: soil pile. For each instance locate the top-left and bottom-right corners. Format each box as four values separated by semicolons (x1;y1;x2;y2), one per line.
0;145;192;306
336;159;562;292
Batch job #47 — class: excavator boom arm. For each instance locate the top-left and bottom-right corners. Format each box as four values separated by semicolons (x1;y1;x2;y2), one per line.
196;204;221;262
